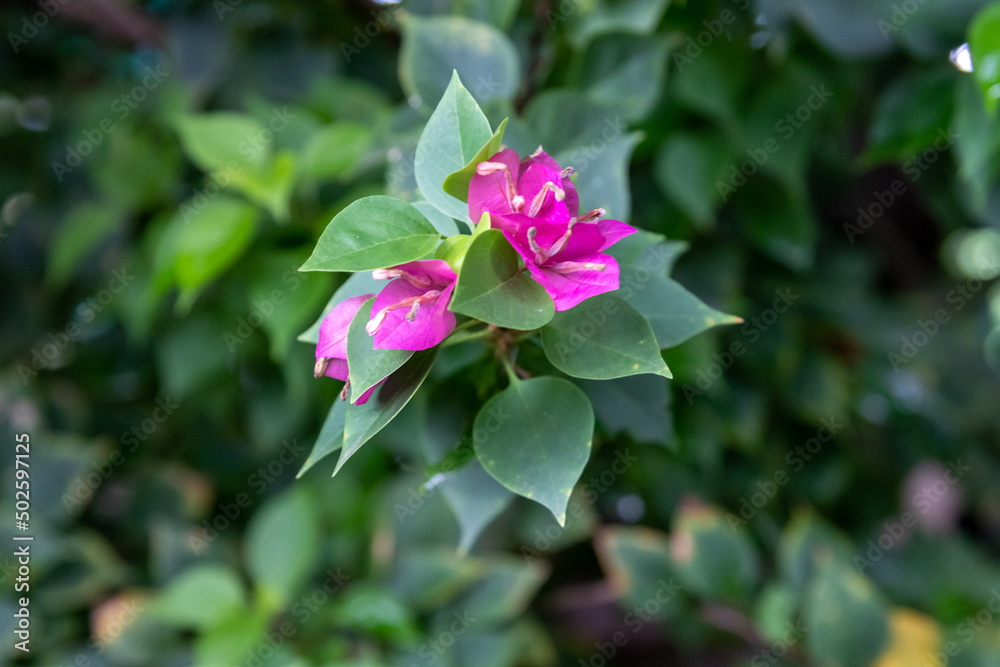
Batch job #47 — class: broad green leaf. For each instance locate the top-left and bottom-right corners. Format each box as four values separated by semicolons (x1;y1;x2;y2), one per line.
413;200;464;237
439;459;515;555
969;3;1000;114
620;275;742;349
443;117;509;202
595;526;685;620
862;69;955;165
173;196;259;311
228;150;296;222
450;229;555;329
174;112;269;172
154;564;245;629
473;376;594;525
404;0;520;30
804;559;890;666
300;195;440;272
296;398;347;478
450;556;550;625
245;488;320;609
301;122;372;180
389;548;484;611
655;132;731;228
669;502;760;602
579;374;673;445
46;202;123;288
194;608;270;667
400;15;520;109
336;349;438;475
566;0;672;49
777;509;855;594
414;71;493;221
541;294;672;380
297;271;383;344
345;298;414;403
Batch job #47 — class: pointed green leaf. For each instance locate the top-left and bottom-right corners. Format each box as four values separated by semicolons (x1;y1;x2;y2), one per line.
245;488;320;608
541;295;671;380
443;117;509;202
300;196;440;272
473;376;594;525
414;72;493;221
626;277;743;349
336;349;437;475
440;460;515;555
346;298;414;403
450;229;555;329
296;398;347;478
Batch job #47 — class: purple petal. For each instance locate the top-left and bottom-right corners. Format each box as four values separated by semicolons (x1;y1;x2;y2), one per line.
517;163;572;224
355;383;377;405
371;277;457;351
520;148;579;216
322;358;349;382
595;219;637;251
317;294;376;361
390;259;456;288
469;148;521;224
534;253;621;311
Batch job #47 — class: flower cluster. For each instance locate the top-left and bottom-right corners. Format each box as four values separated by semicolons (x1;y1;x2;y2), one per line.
314;148;635;399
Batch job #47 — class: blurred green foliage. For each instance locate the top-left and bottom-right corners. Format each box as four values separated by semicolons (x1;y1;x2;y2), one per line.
2;0;1000;665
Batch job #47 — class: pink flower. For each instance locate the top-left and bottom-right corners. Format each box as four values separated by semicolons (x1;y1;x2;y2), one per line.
314;294;378;404
366;260;457;351
503;216;636;311
468;147;579;228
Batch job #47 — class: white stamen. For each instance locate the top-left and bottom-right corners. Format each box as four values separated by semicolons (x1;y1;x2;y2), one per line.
372;268;402;280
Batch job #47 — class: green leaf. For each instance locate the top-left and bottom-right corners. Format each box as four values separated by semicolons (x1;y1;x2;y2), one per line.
414;71;493;221
300;195;440;272
579;374;673;445
413;200;465;237
440;459;515;555
336;349;438;475
583;35;670;122
669;502;760;602
595;526;685;620
620;275;742;349
777;509;856;594
556;132;641;220
566;0;672;49
174;113;269;172
451;556;550;625
46;202;123;288
804;559;890;666
473;376;594;525
450;229;555;329
970;3;1000;114
301;122;372;180
296;398;347;478
155;564;245;629
654;132;731;228
541;294;671;380
443;117;508;202
345;298;414;403
400;15;520;109
173;196;259;311
245;488;320;609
